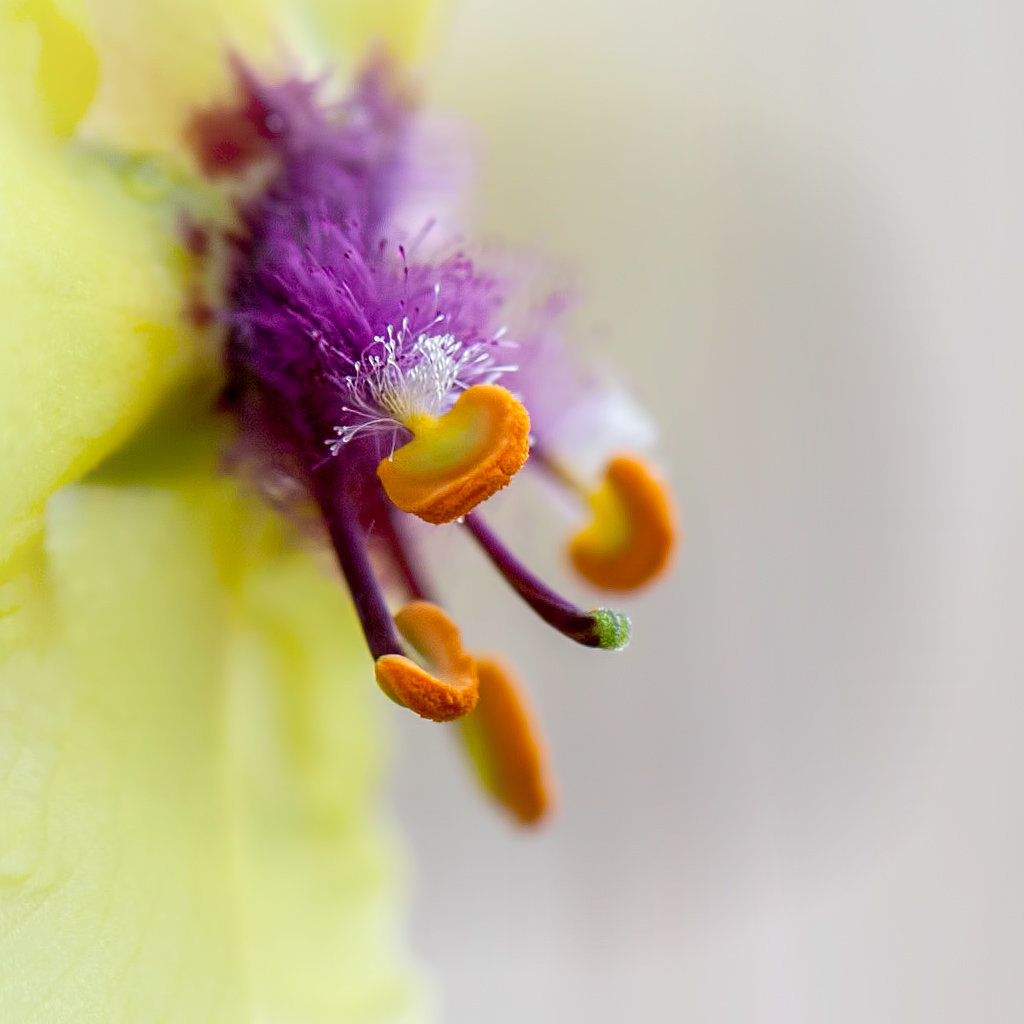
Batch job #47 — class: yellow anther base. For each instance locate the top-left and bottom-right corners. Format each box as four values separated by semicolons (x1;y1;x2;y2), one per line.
377;384;530;524
374;601;479;721
570;454;677;591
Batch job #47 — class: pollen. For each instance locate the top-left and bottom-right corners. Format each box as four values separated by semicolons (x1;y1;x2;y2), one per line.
374;601;479;722
569;454;678;591
377;383;530;524
458;657;554;826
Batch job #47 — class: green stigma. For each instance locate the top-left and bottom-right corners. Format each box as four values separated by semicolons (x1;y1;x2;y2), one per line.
592;608;632;650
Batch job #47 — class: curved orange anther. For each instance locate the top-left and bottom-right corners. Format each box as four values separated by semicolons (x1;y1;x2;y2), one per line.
458;657;554;826
569;453;678;591
374;601;478;721
377;384;530;524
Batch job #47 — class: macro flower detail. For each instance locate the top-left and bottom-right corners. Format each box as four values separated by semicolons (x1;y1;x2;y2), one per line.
1;1;676;1018
182;55;679;813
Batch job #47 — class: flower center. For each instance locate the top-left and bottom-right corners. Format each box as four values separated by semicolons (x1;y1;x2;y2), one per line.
328;325;506;445
179;56;666;827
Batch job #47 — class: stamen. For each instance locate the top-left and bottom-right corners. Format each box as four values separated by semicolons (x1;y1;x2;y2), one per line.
375;601;479;722
464;514;631;650
310;462;406;663
310;462;473;720
377;384;530;524
569;454;677;591
458;658;553;826
373;507;434;603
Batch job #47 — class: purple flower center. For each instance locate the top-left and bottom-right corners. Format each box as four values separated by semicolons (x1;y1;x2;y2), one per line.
182;55;641;748
202;61;514;491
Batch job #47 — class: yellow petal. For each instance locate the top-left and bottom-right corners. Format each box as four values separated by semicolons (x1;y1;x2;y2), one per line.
0;483;249;1022
229;538;429;1021
0;112;195;572
0;474;428;1021
1;0;287;155
301;0;444;63
78;0;282;158
0;0;99;139
3;0;447;155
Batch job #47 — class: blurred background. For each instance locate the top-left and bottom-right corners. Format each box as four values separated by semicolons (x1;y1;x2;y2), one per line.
385;1;1024;1022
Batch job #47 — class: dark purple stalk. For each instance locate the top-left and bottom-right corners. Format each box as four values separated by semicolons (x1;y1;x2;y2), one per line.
309;459;404;661
463;513;630;651
374;507;437;604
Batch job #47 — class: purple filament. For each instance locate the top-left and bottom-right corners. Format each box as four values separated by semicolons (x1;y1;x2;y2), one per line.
464;513;609;649
309;457;404;662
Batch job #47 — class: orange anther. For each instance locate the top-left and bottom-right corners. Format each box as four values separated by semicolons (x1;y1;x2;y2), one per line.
569;453;677;591
374;601;478;721
377;384;530;524
458;657;554;826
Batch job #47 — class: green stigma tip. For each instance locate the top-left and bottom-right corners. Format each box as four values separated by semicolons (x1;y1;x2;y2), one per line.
592;608;632;650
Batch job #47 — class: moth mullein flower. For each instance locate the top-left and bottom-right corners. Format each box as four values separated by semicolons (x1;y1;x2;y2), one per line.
1;2;439;1020
184;59;675;742
0;0;676;1016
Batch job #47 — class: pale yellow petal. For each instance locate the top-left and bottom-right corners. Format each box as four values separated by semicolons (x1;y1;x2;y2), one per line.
229;540;431;1023
2;0;448;154
299;0;446;63
0;471;429;1022
0;100;198;571
78;0;285;158
0;483;249;1022
1;0;285;153
78;0;448;158
0;0;99;139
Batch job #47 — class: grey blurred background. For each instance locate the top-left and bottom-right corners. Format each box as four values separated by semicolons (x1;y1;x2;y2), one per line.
388;2;1024;1021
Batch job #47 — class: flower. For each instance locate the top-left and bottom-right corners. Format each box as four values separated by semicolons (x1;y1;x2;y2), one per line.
0;0;677;1019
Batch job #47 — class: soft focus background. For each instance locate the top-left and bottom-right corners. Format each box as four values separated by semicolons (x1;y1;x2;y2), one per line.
388;2;1024;1022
